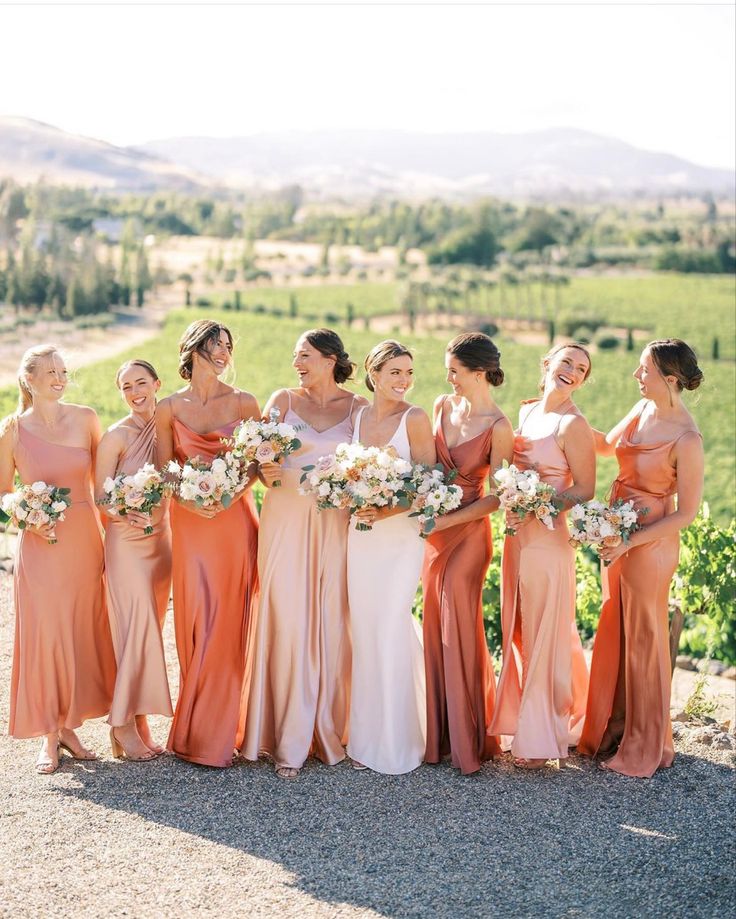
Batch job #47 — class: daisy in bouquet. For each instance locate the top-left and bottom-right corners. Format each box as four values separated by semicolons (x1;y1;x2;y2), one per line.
167;452;247;510
100;463;174;535
1;481;72;544
493;460;560;535
227;407;302;488
568;498;646;564
408;464;463;537
300;442;414;530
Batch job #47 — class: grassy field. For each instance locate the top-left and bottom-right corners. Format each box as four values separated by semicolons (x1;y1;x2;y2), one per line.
2;293;732;522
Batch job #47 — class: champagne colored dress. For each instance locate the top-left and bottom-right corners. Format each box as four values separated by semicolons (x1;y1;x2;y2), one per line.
105;415;173;727
168;416;259;767
346;407;426;774
422;396;501;775
239;393;353;770
9;422;115;737
490;401;589;760
578;409;698;777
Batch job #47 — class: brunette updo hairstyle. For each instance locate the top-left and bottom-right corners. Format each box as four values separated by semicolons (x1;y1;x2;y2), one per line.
115;359;160;388
303;328;355;384
648;339;704;391
364;340;413;393
178;320;233;381
446;332;504;387
539;342;592;392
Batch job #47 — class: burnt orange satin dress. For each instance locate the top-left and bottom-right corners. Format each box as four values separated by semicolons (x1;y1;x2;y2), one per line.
168;417;258;767
579;411;697;777
490;401;589;760
422;397;501;774
9;422;115;738
105;415;173;727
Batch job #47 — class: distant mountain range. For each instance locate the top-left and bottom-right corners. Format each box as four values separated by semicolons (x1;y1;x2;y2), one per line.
1;116;733;199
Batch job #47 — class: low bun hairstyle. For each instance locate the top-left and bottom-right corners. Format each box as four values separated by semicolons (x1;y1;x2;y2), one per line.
647;339;704;391
178;320;233;381
446;332;504;387
303;328;355;384
364;340;413;392
115;359;160;388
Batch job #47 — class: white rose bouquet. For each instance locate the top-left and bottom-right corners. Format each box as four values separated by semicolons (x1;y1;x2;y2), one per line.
99;463;173;535
568;498;646;564
493;460;560;535
167;452;247;509
227;407;302;488
408;464;463;537
1;481;72;544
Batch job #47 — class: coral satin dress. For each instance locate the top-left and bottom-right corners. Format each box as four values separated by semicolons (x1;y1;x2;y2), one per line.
579;409;699;777
9;422;115;738
239;393;353;770
422;396;501;775
105;415;173;727
490;401;589;760
168;416;259;767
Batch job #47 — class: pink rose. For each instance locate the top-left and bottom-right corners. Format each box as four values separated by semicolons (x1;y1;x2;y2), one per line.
256;443;277;464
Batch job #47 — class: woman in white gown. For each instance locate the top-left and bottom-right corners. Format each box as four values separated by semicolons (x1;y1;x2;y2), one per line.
346;341;436;774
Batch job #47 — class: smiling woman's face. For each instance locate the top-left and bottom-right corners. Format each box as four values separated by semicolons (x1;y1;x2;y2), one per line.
118;364;160;414
543;346;590;395
29;352;68;401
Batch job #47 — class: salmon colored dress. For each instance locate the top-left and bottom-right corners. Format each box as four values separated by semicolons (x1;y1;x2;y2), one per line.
105;415;173;727
579;409;698;777
490;401;589;760
9;421;115;738
239;393;353;770
422;396;501;775
168;416;259;767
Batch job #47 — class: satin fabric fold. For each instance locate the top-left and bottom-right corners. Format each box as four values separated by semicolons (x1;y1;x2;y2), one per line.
168;417;259;767
578;412;693;777
10;423;115;738
490;402;588;759
105;415;173;727
422;398;501;774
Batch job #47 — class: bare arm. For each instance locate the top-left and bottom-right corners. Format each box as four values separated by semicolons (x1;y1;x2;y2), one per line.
0;421;16;499
155;398;175;467
94;429;124;507
407;407;436;466
238;390;261;492
595;400;645;457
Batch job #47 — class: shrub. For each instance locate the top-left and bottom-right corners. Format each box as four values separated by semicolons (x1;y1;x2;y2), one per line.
478;322;499;337
597;335;621;350
194;297;212;308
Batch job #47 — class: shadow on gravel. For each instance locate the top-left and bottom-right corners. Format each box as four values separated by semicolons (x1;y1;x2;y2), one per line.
56;750;735;918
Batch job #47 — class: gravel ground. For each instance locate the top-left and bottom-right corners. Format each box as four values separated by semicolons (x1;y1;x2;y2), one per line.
0;571;734;919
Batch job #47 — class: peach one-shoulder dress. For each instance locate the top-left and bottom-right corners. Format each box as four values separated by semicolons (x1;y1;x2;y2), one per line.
168;416;259;767
490;400;589;760
238;392;353;770
578;408;699;777
105;415;173;727
9;422;115;738
422;395;502;775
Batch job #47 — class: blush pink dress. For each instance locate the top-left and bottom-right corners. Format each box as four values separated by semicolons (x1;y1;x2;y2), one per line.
9;420;115;738
579;408;699;777
490;400;589;760
239;392;353;770
105;415;173;727
168;416;259;767
422;396;502;775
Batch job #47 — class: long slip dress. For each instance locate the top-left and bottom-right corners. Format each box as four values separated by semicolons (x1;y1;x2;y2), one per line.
105;415;173;727
168;415;259;767
422;395;501;775
346;407;426;774
490;401;589;760
239;392;353;770
9;421;115;738
578;408;698;777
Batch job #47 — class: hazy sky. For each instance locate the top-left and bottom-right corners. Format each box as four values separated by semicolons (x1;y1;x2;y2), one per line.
1;1;734;168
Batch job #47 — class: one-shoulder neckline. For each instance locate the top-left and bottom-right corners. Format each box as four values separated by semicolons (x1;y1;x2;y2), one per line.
17;423;89;452
173;415;240;436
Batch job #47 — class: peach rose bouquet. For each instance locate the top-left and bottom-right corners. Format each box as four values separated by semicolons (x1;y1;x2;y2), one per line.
2;481;72;544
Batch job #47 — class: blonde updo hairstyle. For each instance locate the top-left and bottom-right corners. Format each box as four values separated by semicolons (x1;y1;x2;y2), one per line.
178;320;234;381
539;342;592;392
16;344;64;413
648;339;704;391
364;340;413;393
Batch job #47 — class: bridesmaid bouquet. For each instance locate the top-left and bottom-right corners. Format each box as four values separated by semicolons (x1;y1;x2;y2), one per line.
493;461;560;535
1;481;72;544
408;465;463;537
300;442;414;530
568;498;646;564
167;453;246;509
100;464;173;535
227;407;302;488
